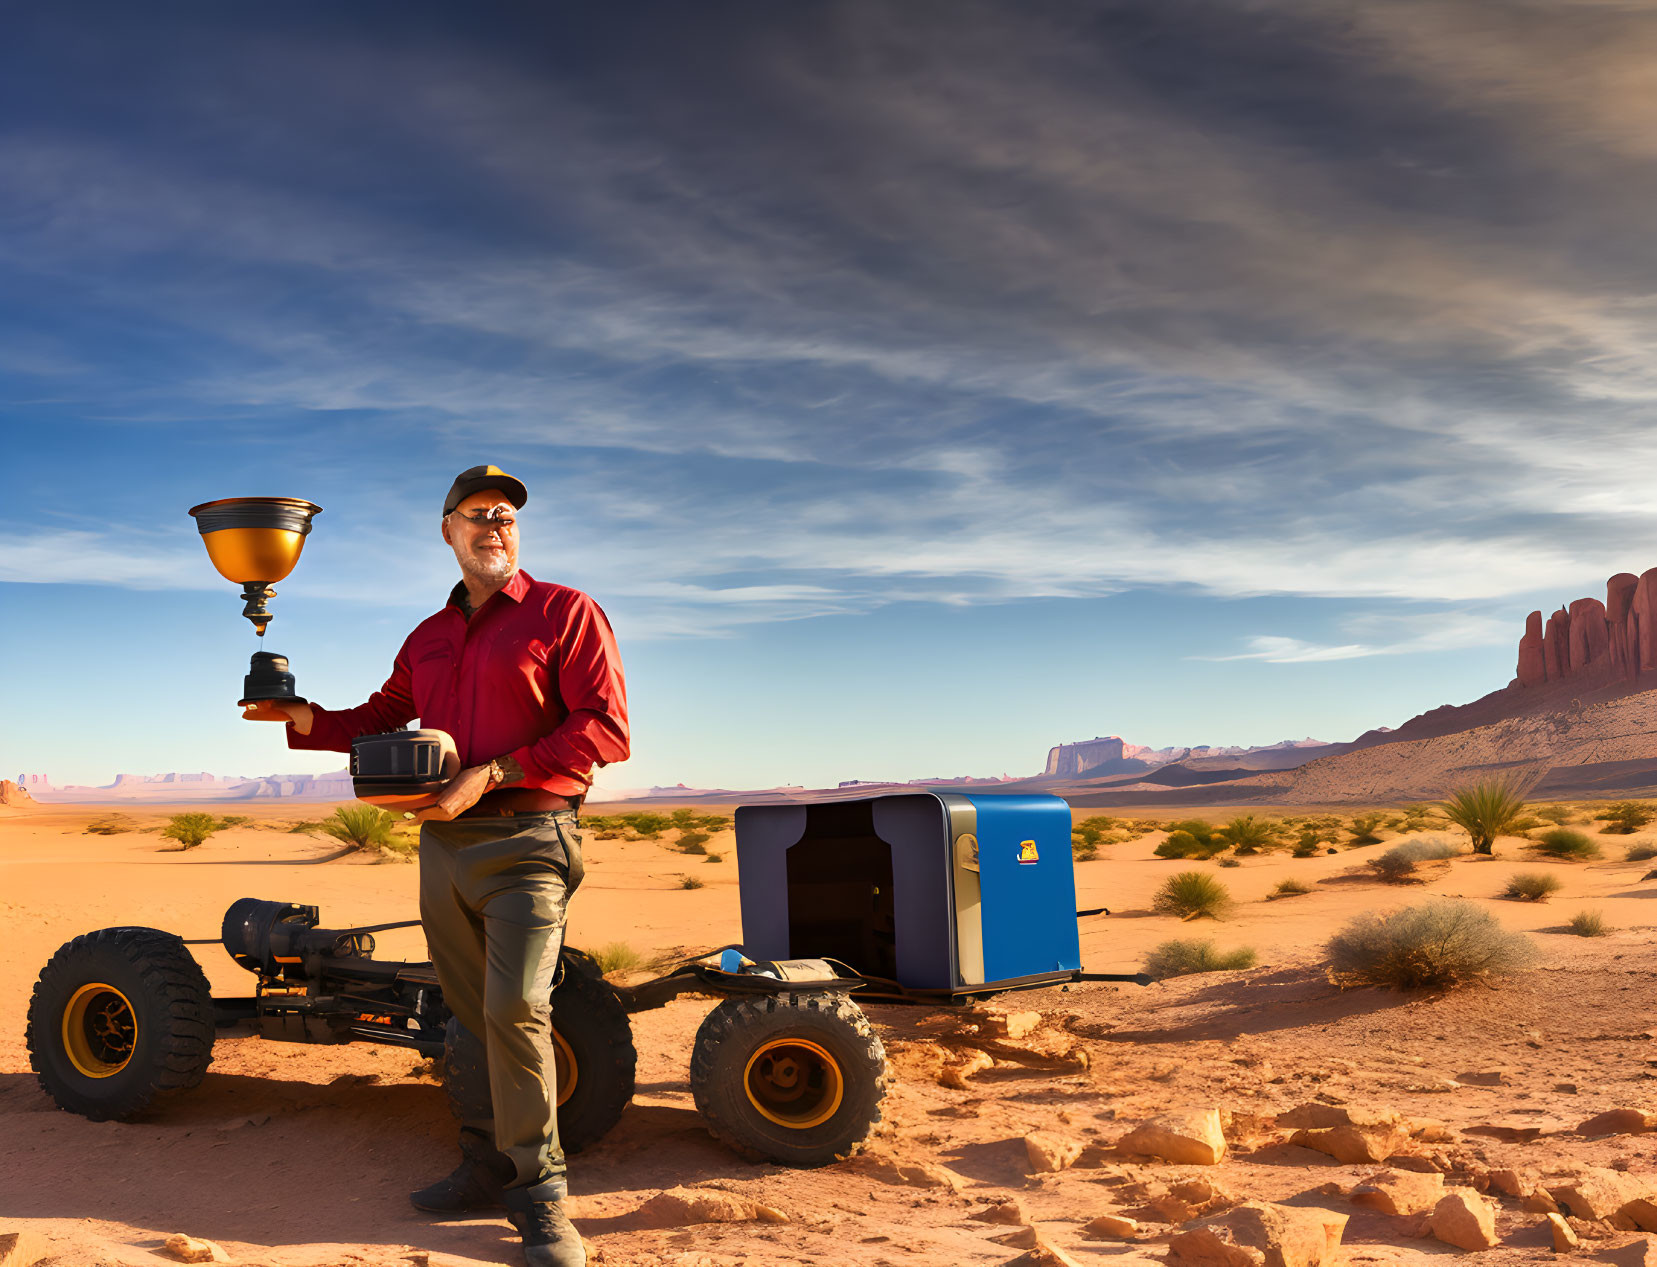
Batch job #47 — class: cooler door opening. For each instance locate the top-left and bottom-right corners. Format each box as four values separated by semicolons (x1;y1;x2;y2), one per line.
785;800;897;980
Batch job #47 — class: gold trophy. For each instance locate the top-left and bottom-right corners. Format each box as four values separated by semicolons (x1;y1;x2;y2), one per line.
188;497;323;717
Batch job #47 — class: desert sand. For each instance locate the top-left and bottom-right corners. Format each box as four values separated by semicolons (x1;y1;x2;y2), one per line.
5;800;1657;1265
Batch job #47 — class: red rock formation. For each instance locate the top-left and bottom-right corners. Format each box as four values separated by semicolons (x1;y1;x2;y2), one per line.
1608;574;1638;675
0;779;36;807
1515;568;1657;689
1517;611;1545;687
1568;598;1609;672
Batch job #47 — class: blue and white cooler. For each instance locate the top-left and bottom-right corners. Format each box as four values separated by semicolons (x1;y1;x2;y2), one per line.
733;792;1082;997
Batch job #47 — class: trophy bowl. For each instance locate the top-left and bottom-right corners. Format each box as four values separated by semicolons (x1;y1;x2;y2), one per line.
189;496;322;709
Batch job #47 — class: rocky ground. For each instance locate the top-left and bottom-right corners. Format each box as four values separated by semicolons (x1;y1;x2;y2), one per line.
5;802;1657;1265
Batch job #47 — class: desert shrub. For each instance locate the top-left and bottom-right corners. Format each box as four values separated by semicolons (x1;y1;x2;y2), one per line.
592;941;645;974
1217;856;1241;868
1291;839;1321;858
1218;815;1280;854
160;812;219;850
1072;839;1098;862
1396;805;1443;832
1327;899;1537;989
216;814;252;829
1367;837;1460;883
1143;939;1257;980
1626;843;1657;862
1533;804;1575;825
1567;910;1610;937
1153;871;1233;920
679;875;705;890
676;829;710;855
1165;819;1222;847
376;828;418;860
1127;819;1163;834
619;812;671;839
317;805;398;854
580;814;627;839
1347;813;1388;845
1156;820;1228;860
85;814;135;835
1440;780;1529;855
1597;801;1656;834
287;820;324;834
1527;828;1602;860
1072;816;1125;859
1268;878;1312;900
1502;871;1562;902
703;851;723;863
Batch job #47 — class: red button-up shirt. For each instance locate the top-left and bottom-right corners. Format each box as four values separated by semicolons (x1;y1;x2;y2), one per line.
287;568;629;797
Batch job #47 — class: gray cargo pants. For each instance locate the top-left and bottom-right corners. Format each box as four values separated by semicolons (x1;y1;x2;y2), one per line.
418;810;584;1190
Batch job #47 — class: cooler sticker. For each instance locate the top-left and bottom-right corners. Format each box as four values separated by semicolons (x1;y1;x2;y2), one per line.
1018;839;1039;864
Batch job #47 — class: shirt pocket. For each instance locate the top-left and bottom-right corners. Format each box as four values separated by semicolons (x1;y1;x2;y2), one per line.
411;648;454;703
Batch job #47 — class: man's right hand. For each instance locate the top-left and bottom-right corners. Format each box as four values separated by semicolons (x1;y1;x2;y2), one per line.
241;700;316;735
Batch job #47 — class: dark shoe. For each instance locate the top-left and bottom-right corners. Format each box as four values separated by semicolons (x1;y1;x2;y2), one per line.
408;1158;505;1213
504;1182;584;1267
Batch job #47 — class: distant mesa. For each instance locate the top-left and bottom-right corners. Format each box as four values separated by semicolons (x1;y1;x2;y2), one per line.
1515;570;1657;688
32;769;354;804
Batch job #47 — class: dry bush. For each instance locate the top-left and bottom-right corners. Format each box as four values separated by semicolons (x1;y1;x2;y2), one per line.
1217;856;1241;868
592;941;645;974
1502;871;1562;902
1152;871;1233;920
317;805;408;859
85;814;136;835
1534;804;1575;826
1347;813;1388;845
1527;828;1601;860
676;829;710;855
1567;910;1610;937
678;874;705;890
159;812;219;851
1598;802;1656;834
1218;815;1281;854
1268;878;1312;900
1144;939;1257;980
1155;821;1228;860
1367;837;1460;884
1625;843;1657;862
1326;900;1536;989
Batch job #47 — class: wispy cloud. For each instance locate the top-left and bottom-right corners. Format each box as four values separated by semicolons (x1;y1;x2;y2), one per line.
1198;612;1514;664
5;4;1657;636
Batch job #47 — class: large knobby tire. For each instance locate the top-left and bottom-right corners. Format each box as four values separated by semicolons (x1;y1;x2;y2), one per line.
690;991;887;1167
26;927;214;1120
442;947;636;1155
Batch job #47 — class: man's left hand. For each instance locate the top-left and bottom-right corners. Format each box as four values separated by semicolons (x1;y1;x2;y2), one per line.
410;763;496;822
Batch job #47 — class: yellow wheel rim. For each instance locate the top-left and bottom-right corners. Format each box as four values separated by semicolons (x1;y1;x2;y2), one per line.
742;1037;844;1130
62;982;137;1078
551;1026;578;1108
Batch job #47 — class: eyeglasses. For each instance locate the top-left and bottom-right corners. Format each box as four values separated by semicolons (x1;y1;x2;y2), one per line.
450;508;516;528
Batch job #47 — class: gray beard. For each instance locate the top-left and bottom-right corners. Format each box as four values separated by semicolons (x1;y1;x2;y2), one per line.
460;551;514;587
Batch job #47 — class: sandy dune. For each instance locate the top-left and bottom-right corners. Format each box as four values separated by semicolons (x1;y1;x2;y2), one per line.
5;801;1657;1265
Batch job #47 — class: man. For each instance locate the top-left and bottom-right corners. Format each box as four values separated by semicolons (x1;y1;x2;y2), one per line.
244;464;628;1267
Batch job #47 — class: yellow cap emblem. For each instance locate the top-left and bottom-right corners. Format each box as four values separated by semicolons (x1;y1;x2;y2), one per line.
1018;839;1039;864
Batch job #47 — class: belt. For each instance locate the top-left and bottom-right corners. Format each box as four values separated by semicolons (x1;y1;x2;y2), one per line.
459;788;579;818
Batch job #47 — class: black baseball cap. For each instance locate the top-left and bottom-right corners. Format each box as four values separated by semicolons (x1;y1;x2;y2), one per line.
443;464;528;515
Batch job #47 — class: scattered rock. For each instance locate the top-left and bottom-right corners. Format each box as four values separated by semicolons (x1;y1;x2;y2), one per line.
1167;1201;1346;1267
1622;1199;1657;1233
1548;1168;1652;1222
1455;1070;1508;1087
1082;1212;1139;1240
1116;1108;1227;1166
1025;1131;1085;1174
161;1235;231;1264
994;1224;1085;1266
0;1232;47;1267
1545;1213;1579;1252
940;1048;994;1089
1280;1104;1409;1164
1146;1178;1237;1224
1349;1169;1446;1216
975;1008;1044;1040
971;1198;1032;1226
1523;1191;1562;1215
631;1186;789;1228
1383;1154;1441;1174
1428;1191;1498;1252
1488;1168;1539;1198
1579;1109;1657;1137
854;1155;967;1192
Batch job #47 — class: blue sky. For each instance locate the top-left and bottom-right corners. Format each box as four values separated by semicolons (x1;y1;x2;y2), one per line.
4;2;1656;792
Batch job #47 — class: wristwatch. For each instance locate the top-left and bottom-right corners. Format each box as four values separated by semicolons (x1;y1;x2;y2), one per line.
484;758;507;789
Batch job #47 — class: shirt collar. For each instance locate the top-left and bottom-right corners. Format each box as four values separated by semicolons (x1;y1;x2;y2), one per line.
447;568;532;611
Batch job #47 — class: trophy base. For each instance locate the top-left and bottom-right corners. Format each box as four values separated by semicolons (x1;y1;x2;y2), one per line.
238;695;309;707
